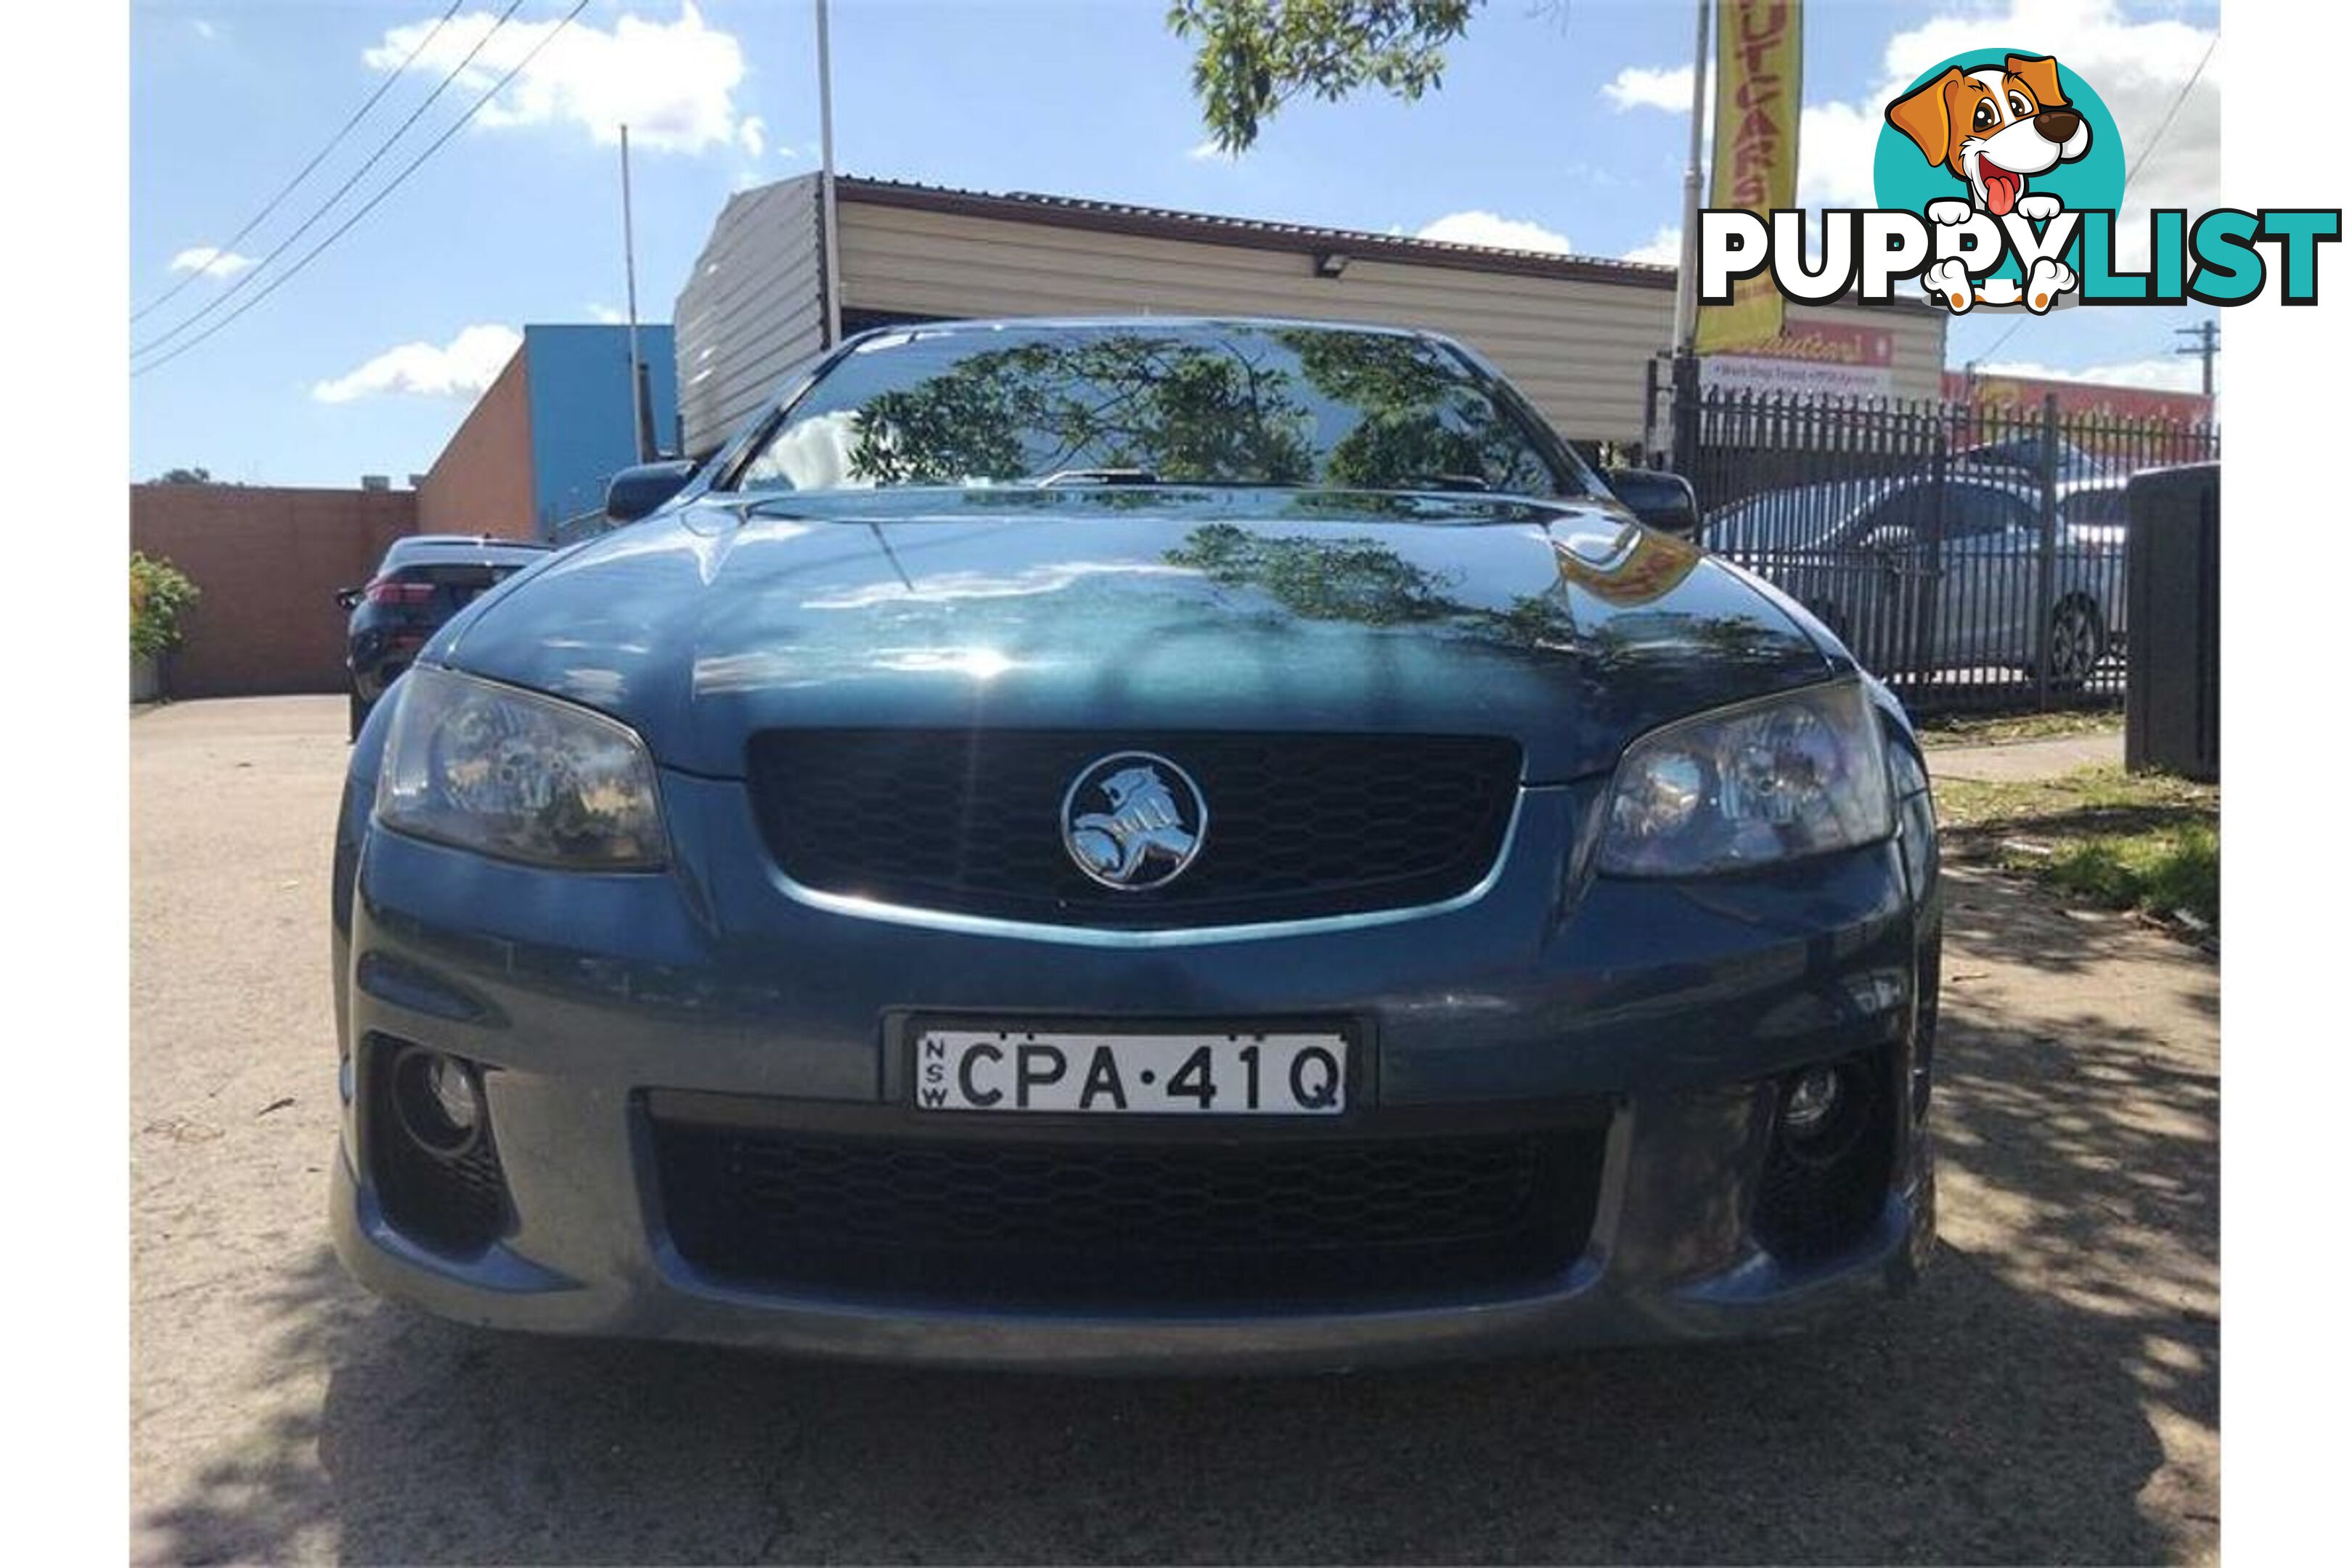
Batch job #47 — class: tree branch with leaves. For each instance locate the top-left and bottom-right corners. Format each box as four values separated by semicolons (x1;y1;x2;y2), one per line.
1168;0;1482;154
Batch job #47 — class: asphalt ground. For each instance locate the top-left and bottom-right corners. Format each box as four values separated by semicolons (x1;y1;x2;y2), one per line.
130;696;2218;1565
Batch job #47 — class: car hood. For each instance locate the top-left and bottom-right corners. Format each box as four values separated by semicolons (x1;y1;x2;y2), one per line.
441;487;1838;782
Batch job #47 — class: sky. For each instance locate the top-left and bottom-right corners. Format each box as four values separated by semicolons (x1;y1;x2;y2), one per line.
127;0;2224;487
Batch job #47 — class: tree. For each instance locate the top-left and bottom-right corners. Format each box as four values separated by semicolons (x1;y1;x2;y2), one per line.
131;551;200;660
1167;1;1481;154
152;467;217;485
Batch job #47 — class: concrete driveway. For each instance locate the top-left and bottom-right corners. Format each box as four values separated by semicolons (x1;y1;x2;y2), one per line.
131;696;2218;1565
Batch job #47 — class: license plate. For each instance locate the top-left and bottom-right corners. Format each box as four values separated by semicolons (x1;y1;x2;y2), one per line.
912;1028;1349;1116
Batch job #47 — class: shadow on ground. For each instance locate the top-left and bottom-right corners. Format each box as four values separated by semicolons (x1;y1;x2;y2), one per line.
139;881;2216;1566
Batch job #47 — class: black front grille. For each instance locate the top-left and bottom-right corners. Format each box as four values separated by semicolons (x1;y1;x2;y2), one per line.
649;1113;1605;1308
746;729;1522;928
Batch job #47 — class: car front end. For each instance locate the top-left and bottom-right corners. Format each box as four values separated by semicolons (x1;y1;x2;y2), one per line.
330;319;1940;1371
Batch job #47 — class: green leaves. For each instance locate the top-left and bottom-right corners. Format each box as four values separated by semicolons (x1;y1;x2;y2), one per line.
1168;1;1480;153
131;551;200;659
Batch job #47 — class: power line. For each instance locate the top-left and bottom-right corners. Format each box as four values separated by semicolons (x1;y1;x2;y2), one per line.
131;0;466;324
133;0;592;380
133;0;521;359
132;0;528;362
2122;31;2220;196
1969;30;2220;367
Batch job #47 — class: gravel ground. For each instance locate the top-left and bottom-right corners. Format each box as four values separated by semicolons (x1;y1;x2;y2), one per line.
1927;730;2128;784
130;696;2218;1565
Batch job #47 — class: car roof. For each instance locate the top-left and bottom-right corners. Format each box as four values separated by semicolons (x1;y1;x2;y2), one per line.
383;534;552;562
1715;469;2034;516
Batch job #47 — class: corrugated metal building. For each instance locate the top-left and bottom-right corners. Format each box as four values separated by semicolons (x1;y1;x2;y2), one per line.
675;175;1947;457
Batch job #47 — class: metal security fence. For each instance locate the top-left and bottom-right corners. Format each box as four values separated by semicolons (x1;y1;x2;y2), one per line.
1674;389;2218;714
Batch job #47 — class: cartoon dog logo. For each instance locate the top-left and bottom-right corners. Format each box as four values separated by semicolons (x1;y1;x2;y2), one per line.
1886;53;2090;314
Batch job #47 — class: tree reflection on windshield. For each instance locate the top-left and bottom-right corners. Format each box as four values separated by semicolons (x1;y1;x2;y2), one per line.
850;332;1318;487
736;324;1577;497
1277;328;1559;497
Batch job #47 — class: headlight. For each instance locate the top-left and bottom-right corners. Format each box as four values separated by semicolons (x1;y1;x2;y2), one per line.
1597;681;1892;877
376;666;667;870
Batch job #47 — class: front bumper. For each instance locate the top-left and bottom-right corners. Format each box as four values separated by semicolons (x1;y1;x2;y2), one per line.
331;770;1940;1372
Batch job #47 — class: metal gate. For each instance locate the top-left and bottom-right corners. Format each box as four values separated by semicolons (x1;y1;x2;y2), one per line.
1670;388;2218;714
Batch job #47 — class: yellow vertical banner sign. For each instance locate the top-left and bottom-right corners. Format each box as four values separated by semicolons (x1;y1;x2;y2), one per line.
1695;0;1802;356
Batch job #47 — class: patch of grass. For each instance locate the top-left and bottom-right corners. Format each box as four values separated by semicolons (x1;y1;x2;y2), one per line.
2043;825;2218;928
1916;708;2124;748
1936;765;2218;932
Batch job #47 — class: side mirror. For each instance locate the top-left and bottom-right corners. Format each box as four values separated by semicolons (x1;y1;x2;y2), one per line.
334;587;363;611
1603;467;1699;539
604;460;697;524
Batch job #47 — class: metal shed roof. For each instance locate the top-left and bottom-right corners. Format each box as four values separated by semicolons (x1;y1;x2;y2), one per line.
833;175;1690;293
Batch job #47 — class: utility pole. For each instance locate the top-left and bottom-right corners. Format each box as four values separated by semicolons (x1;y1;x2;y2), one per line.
619;123;651;463
1668;0;1713;479
815;0;842;348
2174;319;2218;398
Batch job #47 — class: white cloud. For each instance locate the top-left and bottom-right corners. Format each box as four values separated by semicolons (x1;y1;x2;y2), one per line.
736;114;765;158
1620;225;1682;266
1415;211;1575;255
1977;354;2212;396
587;303;629;324
1604;64;1693;113
1559;158;1629;190
192;18;219;41
1187;137;1237;162
168;245;255;280
1798;1;2218;264
364;1;754;155
311;323;522;404
1795;101;1883;205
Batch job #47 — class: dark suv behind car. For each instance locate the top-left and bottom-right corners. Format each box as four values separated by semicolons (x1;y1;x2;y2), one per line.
337;535;552;738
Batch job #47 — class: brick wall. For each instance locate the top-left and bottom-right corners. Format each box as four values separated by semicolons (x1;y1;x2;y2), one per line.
417;342;536;539
131;483;419;697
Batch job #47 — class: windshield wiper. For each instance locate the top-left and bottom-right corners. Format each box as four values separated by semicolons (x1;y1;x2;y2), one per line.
1397;473;1494;493
1032;467;1161;486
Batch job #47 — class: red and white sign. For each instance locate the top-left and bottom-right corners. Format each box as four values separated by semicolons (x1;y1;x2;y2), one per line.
1941;370;2213;426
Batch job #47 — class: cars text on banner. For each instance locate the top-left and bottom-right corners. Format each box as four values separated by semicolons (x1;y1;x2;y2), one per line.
1696;0;1802;357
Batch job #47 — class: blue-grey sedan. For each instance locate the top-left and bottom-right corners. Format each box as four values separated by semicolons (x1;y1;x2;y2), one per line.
330;317;1942;1371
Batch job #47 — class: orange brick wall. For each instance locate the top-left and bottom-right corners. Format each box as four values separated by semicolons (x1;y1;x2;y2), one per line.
131;483;420;697
417;343;535;539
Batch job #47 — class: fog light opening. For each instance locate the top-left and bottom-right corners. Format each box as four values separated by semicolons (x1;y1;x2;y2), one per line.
391;1046;485;1159
1776;1060;1868;1166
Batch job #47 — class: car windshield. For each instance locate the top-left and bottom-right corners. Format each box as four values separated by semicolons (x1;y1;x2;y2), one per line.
1707;480;1894;549
727;322;1588;499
